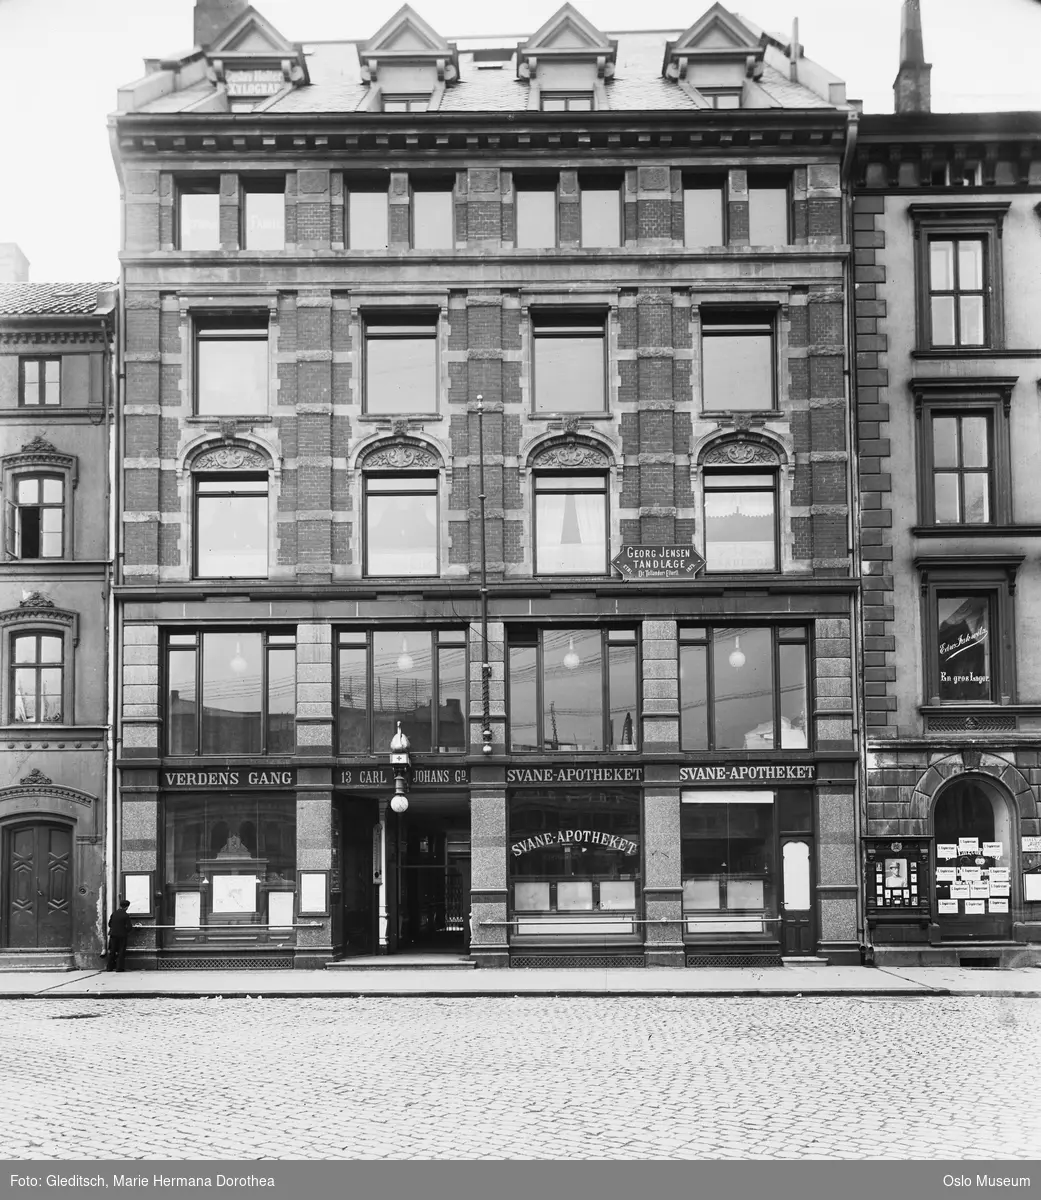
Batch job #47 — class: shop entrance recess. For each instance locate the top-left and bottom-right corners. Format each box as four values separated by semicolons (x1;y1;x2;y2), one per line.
933;778;1013;940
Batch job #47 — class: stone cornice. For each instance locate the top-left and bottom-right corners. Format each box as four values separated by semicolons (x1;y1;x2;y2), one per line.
0;330;109;346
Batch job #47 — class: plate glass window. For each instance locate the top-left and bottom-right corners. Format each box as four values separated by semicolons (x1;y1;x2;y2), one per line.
704;471;776;571
534;475;607;574
412;181;454;250
10;475;63;559
347;180;389;249
748;184;789;245
929;238;985;347
20;358;60;407
580;178;621;248
242;181;285;250
684;183;724;247
701;311;774;411
195;476;268;578
11;633;63;723
515;178;557;249
364;475;438;576
195;316;268;414
937;595;993;702
931;413;991;523
532;312;606;414
178;183;220;250
364;314;438;414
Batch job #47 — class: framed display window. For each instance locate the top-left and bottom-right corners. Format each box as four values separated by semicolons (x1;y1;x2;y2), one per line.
122;873;155;918
298;871;330;916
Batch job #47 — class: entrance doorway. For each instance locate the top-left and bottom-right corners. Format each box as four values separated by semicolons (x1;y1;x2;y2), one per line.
396;802;470;952
4;822;73;949
780;837;816;955
934;779;1013;940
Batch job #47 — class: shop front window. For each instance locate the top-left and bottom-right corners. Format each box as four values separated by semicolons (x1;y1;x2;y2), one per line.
509;789;641;939
164;795;296;933
937;595;993;702
933;780;1012;932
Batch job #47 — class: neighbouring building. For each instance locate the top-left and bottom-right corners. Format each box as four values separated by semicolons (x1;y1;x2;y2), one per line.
0;247;116;968
854;0;1041;966
110;0;861;969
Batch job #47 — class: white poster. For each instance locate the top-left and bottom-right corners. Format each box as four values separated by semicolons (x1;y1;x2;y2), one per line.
982;842;1004;858
964;899;986;915
935;867;957;882
969;883;990;899
123;874;152;915
950;881;971;899
937;899;959;914
958;837;980;854
211;875;258;915
990;868;1010;883
268;892;294;930
1022;837;1041;852
960;866;982;881
989;898;1009;914
936;844;958;859
989;883;1010;898
1024;875;1041;901
299;872;327;914
174;891;201;928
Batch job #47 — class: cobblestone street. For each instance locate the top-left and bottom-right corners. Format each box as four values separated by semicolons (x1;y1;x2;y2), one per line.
2;994;1038;1160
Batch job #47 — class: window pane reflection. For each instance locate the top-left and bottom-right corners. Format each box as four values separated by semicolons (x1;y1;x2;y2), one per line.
196;479;268;578
180;191;219;250
373;631;433;751
682;795;778;931
542;629;603;751
365;479;438;576
244;192;285;250
202;633;262;754
437;644;467;752
168;648;198;755
509;645;538;752
535;487;606;573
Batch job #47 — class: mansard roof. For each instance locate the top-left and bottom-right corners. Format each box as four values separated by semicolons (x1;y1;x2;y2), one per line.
0;283;116;317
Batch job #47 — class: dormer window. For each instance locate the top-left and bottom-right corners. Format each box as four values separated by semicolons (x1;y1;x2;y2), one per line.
699;88;741;109
540;92;594;112
382;94;431;113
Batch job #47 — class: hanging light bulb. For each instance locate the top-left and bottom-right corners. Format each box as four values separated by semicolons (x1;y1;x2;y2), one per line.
229;640;249;675
397;636;414;672
728;635;746;671
563;636;580;671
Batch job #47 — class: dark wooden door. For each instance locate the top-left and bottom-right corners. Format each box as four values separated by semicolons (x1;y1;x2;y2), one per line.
339;800;376;956
779;837;815;956
6;823;73;949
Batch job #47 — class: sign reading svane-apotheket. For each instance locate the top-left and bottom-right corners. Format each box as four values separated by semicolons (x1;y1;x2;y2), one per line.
680;763;816;783
511;830;639;857
506;766;643;785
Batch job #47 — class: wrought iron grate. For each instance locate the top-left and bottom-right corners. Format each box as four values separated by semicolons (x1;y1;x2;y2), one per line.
511;955;646;969
161;957;294;970
686;954;783;969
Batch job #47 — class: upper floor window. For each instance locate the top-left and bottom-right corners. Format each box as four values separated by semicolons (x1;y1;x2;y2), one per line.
531;310;607;414
194;476;268;579
178;180;220;250
346;176;389;250
382;94;430;112
930;413;991;523
540;92;593;111
508;627;639;753
411;177;454;250
364;474;438;577
680;626;809;751
241;178;285;250
747;179;789;245
514;176;558;249
911;204;1008;351
579;175;622;248
363;312;438;414
338;628;466;754
684;180;725;247
20;358;60;407
195;314;269;415
8;475;64;560
11;632;63;724
534;474;607;575
701;309;775;412
703;470;777;571
166;630;295;755
700;89;741;109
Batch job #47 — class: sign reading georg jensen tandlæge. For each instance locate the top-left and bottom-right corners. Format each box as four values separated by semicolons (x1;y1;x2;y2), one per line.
612;544;704;580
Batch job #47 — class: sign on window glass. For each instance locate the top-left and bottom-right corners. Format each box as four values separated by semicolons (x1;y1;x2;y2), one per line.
937;595;990;701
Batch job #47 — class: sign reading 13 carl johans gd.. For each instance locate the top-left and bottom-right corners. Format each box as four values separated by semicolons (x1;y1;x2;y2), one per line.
612;545;704;580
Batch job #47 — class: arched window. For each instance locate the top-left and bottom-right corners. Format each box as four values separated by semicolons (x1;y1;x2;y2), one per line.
529;439;612;576
700;438;783;573
188;444;273;580
0;594;78;727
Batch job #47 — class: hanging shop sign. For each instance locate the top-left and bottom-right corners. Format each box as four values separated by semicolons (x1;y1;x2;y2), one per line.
336;764;470;789
611;544;704;581
506;766;643;785
680;763;816;784
511;830;639;857
161;768;296;789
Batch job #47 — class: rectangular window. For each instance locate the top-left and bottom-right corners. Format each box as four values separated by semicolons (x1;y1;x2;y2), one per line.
514;177;558;249
241;180;285;250
364;474;438;576
579;175;622;248
11;476;64;560
534;475;607;575
700;90;741;109
11;633;63;724
337;628;467;754
411;179;454;250
931;413;991;524
701;310;774;412
382;95;430;112
195;315;269;415
195;476;268;578
508;628;639;753
540;93;594;111
346;178;389;250
937;595;994;703
178;181;220;250
19;358;60;407
703;471;777;571
680;626;809;751
684;182;725;247
747;182;789;245
531;311;606;414
364;312;438;414
928;239;985;347
165;631;295;756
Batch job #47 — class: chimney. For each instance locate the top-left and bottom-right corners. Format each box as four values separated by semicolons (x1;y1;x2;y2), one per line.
893;0;931;114
194;0;249;49
0;243;30;283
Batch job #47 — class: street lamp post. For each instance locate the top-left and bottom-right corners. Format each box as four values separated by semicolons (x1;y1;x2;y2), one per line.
477;395;493;755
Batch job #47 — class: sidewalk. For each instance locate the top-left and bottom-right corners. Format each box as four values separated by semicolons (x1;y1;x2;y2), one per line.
0;964;1038;999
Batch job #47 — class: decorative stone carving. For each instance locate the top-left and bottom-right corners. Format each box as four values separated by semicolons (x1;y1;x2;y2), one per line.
703;440;780;467
561;417;582;436
533;443;610;469
5;437;75;472
192;447;269;471
20;436;59;456
391;419;410;439
363;443;440;470
19;768;53;786
19;591;56;609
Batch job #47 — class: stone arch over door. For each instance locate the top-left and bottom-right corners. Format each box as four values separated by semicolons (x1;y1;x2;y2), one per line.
909;752;1036;828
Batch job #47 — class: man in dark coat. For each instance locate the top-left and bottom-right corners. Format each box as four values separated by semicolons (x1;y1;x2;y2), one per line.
105;899;133;972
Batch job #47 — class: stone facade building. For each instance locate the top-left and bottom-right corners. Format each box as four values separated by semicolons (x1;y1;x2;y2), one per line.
110;0;861;968
0;251;116;968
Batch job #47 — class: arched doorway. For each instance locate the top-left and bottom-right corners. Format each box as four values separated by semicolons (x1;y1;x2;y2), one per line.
3;821;73;949
933;778;1013;940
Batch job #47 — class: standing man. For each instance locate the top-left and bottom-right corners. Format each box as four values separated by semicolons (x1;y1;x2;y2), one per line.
106;899;133;972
